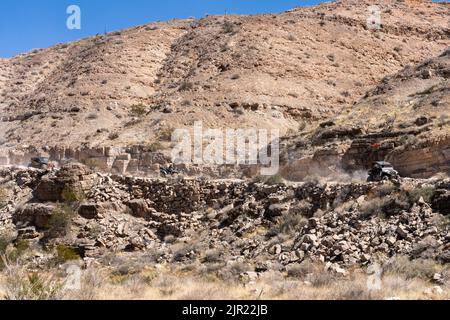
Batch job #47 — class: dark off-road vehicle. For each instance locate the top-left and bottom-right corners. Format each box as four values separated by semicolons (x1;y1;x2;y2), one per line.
367;161;400;182
29;157;55;170
160;165;181;176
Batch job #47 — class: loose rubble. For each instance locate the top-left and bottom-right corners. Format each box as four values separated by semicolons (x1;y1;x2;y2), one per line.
0;164;449;275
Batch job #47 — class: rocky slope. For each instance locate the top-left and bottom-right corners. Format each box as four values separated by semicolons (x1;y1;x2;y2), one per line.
0;0;448;152
280;47;450;180
0;164;449;276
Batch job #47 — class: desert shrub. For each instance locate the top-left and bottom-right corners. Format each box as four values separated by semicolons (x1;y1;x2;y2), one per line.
359;196;409;219
253;174;285;185
203;249;223;263
56;245;81;263
266;174;285;185
145;25;158;31
0;235;29;270
0;187;8;209
361;185;412;219
225;261;252;277
129;104;148;117
14;240;29;255
108;132;119;140
437;115;449;128
66;268;105;300
359;197;387;219
337;283;377;300
268;212;307;236
399;134;418;147
2;262;63;300
171;242;199;263
372;183;397;197
178;81;193;91
144;142;163;152
159;127;175;141
406;186;435;204
45;206;75;238
86;113;98;120
181;99;192;106
0;236;11;255
205;262;226;274
384;256;441;280
222;21;236;34
61;185;85;202
286;259;315;278
308;272;336;288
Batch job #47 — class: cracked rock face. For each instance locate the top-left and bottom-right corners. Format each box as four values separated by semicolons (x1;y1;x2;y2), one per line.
0;164;449;272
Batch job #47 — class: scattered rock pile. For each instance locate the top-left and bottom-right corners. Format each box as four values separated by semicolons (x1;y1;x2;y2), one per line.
0;164;449;273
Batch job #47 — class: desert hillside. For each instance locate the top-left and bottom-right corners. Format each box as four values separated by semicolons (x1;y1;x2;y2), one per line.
0;0;450;301
0;0;448;152
280;47;449;180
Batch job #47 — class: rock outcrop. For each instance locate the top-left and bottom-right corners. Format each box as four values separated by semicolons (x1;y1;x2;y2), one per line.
1;165;449;272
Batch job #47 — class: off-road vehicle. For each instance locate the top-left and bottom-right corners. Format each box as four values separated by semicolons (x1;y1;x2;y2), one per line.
367;161;400;182
160;165;181;176
29;157;55;170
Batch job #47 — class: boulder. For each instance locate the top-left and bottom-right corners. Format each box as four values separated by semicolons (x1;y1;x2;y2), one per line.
34;176;63;202
78;203;100;219
432;189;450;215
126;199;151;218
13;203;56;229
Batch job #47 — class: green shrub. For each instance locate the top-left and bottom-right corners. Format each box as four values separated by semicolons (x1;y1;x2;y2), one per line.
61;186;85;203
129;104;148;117
0;187;8;209
0;235;29;270
0;235;11;255
45;206;75;238
3;267;63;300
14;240;29;255
145;142;163;152
159;127;175;141
406;186;435;204
56;245;80;263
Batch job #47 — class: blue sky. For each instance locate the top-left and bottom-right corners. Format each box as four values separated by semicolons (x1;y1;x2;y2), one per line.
0;0;325;58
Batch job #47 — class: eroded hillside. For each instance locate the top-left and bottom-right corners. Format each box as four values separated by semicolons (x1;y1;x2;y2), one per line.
0;0;448;152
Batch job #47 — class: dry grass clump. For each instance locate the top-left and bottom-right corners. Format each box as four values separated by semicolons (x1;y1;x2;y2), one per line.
0;187;8;209
383;255;444;280
0;259;63;300
1;260;449;300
